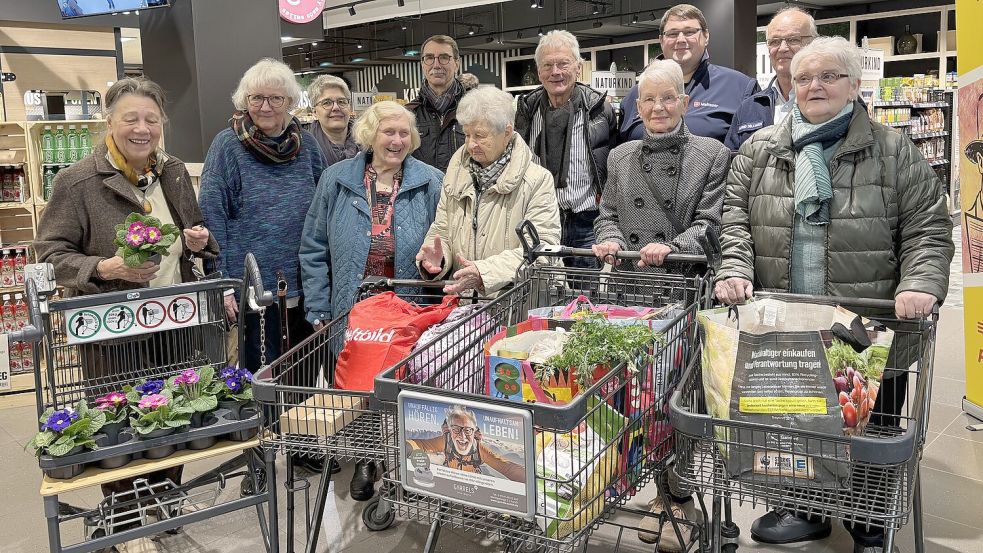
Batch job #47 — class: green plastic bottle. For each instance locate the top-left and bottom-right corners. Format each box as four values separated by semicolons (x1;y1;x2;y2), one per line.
53;126;67;164
67;125;79;163
43;167;55;201
79;125;92;157
41;126;54;164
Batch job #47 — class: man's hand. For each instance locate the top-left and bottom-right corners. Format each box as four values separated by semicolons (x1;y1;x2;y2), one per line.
714;277;754;305
895;291;936;319
417;235;444;275
444;255;484;294
638;242;672;268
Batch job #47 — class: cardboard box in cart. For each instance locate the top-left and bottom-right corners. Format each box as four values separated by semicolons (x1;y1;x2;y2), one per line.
279;393;366;436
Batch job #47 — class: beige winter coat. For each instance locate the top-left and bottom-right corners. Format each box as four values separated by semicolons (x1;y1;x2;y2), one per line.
418;134;560;293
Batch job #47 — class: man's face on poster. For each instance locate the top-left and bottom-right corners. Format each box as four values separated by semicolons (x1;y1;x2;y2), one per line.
448;414;478;456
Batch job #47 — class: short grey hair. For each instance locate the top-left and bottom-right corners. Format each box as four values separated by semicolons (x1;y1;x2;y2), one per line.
638;60;685;94
767;6;818;39
790;36;862;83
535;30;581;66
105;77;167;121
445;405;477;427
231;58;303;111
307;75;351;104
456;86;515;134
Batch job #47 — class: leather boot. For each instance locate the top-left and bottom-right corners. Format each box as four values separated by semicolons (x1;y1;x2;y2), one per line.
350;460;377;501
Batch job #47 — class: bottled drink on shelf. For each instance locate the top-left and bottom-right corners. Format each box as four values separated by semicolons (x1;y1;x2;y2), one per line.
79;125;92;157
1;170;13;203
13;293;26;331
43;167;55;201
12;169;24;203
54;126;67;164
41;125;54;164
1;294;13;332
13;247;26;285
67;125;80;163
0;251;12;288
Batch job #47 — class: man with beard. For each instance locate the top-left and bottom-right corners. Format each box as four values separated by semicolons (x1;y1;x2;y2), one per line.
405;35;466;172
724;7;817;150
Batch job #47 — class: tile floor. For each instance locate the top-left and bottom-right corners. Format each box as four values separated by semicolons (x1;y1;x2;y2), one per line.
2;226;980;553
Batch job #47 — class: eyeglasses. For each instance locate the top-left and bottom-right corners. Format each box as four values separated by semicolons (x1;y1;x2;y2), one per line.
766;35;814;49
662;28;704;40
538;60;575;73
422;53;455;66
247;94;287;108
794;71;850;87
315;98;351;109
449;425;477;437
639;94;682;109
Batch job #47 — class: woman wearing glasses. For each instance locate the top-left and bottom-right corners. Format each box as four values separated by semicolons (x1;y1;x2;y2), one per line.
200;58;326;372
305;75;359;166
714;37;952;553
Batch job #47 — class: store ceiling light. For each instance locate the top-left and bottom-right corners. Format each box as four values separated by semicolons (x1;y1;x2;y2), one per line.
401;22;408;30
538;27;544;36
281;36;293;43
320;62;333;67
593;20;602;28
529;0;537;7
517;29;523;39
356;41;363;48
592;6;600;15
468;26;475;35
631;13;638;24
348;6;356;16
312;41;318;46
397;0;405;5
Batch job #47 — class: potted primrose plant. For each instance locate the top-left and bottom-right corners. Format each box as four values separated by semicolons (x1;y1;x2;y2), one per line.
92;391;134;469
170;367;221;450
27;401;106;479
114;213;180;267
125;379;193;459
212;366;255;420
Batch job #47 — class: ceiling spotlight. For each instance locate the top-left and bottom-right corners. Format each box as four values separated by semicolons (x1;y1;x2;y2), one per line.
530;0;537;6
649;11;656;20
592;20;602;28
312;41;318;46
538;0;545;6
348;6;356;16
517;29;523;39
400;20;407;30
592;5;600;15
468;26;475;35
397;0;404;5
538;27;544;36
486;36;495;43
356;41;363;49
631;14;638;24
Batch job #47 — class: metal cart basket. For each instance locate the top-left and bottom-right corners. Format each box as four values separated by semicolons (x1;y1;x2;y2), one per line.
669;293;937;553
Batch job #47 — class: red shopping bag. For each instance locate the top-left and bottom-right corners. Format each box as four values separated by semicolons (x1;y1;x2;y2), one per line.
335;292;459;392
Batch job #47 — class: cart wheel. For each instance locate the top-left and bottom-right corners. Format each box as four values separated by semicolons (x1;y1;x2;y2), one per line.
240;466;268;497
362;497;395;531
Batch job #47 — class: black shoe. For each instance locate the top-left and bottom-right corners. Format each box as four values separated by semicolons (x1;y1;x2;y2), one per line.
292;455;340;474
350;460;378;501
750;508;831;544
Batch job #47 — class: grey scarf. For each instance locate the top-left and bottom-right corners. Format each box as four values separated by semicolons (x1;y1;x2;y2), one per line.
791;102;854;225
468;135;515;192
421;79;463;115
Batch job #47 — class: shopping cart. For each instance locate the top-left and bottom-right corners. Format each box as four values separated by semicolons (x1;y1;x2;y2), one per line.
254;277;480;553
26;254;279;553
670;292;937;553
368;221;717;553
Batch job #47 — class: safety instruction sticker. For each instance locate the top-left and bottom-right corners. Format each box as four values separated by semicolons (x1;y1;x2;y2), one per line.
64;292;206;345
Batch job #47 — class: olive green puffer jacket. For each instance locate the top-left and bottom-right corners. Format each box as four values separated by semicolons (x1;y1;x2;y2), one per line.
718;103;953;302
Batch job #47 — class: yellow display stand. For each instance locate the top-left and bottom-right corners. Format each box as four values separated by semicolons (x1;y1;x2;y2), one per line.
957;0;983;422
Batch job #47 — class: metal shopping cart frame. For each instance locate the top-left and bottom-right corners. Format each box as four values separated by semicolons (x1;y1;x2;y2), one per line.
670;292;937;553
367;221;720;553
24;253;279;553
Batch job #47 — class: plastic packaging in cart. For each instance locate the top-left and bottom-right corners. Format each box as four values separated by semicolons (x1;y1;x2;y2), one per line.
697;298;894;487
403;303;490;393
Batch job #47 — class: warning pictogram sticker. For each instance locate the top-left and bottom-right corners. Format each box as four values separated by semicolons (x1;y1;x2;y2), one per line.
137;300;166;329
67;310;101;340
103;305;135;334
167;296;197;324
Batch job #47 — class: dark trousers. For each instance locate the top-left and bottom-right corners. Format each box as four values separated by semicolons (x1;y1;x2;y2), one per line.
242;300;314;373
560;209;599;269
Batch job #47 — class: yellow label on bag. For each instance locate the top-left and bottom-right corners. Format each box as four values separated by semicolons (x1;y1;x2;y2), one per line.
739;396;827;414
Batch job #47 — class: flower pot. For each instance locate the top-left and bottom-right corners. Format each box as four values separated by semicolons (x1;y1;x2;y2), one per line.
45;445;85;480
100;422;127;445
94;434;131;470
147;253;162;265
140;427;177;459
218;399;245;420
227;406;260;442
187;413;220;450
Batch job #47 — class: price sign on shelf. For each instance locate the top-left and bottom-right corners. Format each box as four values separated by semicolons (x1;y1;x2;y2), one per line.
63;291;207;345
0;335;9;391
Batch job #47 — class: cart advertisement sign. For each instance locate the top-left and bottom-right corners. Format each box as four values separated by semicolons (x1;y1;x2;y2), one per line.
62;292;204;345
398;391;535;518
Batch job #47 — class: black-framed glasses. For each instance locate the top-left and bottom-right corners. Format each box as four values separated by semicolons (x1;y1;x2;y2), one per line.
247;94;287;108
766;35;815;49
449;425;477;437
662;28;703;40
422;53;455;66
315;98;351;109
794;71;850;87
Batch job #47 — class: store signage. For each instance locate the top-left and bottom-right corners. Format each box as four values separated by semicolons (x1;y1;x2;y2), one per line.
279;0;326;24
63;292;205;345
0;335;9;391
591;71;636;97
353;93;375;112
861;49;885;82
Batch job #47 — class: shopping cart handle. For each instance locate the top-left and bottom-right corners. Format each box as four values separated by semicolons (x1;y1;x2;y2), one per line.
515;220;709;265
753;291;938;317
243;253;274;310
9;280;44;344
358;276;454;292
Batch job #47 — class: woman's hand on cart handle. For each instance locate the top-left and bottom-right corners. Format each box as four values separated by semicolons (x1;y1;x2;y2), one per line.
96;257;159;283
714;277;754;305
417;235;444;275
638;243;672;268
183;225;210;253
592;241;621;264
895;291;937;320
224;294;239;323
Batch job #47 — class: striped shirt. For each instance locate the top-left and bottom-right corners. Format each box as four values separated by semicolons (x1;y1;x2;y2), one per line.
528;92;597;213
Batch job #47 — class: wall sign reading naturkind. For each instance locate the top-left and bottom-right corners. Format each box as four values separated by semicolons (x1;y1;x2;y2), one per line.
397;391;535;518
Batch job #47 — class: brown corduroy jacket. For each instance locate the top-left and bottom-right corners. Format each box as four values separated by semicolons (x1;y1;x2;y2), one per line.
34;143;219;297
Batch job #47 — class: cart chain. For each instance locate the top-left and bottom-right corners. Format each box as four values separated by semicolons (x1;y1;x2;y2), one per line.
258;305;267;367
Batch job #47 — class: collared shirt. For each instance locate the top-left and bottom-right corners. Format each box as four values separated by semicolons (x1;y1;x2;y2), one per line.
773;80;795;125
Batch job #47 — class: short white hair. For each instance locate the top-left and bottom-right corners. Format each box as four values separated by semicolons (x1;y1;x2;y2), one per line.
790;36;862;82
308;75;351;104
638;60;685;95
767;6;818;40
535;30;581;66
232;58;303;111
456;86;515;135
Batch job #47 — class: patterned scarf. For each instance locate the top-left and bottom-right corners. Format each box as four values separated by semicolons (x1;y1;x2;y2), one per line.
421;79;463;115
105;134;158;186
791;102;854;225
230;110;303;164
467;135;515;192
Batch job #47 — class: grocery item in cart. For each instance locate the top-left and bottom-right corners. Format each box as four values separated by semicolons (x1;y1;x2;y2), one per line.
697;298;893;486
403;303;491;393
335;292;458;391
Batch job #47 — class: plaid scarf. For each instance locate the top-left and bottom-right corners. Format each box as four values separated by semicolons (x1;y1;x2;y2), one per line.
231;110;303;165
421;79;462;115
791;102;853;225
467;135;514;192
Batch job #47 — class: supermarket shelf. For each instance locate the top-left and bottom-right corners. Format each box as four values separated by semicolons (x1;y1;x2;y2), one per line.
0;284;27;294
0;202;33;210
504;85;540;92
873;101;912;107
884;52;943;62
885;120;914;127
927;158;949;167
908;130;948;140
912;102;949;109
0;163;25;168
40;163;73;169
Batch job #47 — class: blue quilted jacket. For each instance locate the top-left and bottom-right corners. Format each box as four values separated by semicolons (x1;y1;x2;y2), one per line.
300;152;443;323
